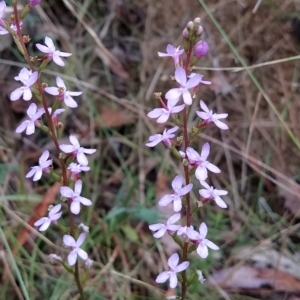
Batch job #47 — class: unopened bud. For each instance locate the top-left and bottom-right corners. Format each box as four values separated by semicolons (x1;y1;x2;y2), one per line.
194;40;209;58
23;35;31;44
182;28;188;38
59;152;66;160
29;0;41;8
41;82;48;89
56;122;63;129
187;21;193;30
154;92;162;99
196;201;203;208
196;25;203;36
183;158;189;166
177;136;183;143
194;17;201;24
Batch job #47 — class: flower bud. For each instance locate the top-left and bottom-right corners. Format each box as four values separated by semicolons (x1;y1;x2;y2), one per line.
194;40;209;58
182;28;188;38
196;25;203;36
23;35;31;44
29;0;41;8
154;92;162;99
187;21;193;30
194;17;201;24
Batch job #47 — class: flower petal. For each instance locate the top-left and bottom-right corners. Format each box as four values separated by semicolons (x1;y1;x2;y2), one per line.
70;201;81;215
60;186;74;198
155;271;170;284
168;253;179;269
169;273;178;289
197;244;208;258
175;261;189;273
67;250;78;266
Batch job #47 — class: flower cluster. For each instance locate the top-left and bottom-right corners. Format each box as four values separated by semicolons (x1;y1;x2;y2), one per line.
1;0;95;271
147;18;229;293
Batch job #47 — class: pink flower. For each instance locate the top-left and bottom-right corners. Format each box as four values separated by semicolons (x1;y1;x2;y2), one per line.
158;175;193;212
45;77;82;108
34;204;62;231
157;44;184;64
155;253;189;288
60;180;92;215
196;100;228;130
165;67;208;105
59;135;96;166
186;144;220;181
147;98;185;123
47;107;65;124
186;222;219;259
26;150;53;181
36;37;72;66
149;213;181;238
63;233;88;266
177;225;194;239
68;163;90;180
145;126;178;148
10;68;38;101
15;103;44;135
199;181;227;208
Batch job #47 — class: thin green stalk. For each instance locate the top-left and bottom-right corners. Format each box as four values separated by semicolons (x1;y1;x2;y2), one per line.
0;226;30;300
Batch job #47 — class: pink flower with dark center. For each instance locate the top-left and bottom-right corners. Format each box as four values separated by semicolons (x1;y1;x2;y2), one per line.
36;36;72;66
199;181;228;208
186;144;220;181
158;175;193;212
26;150;53;181
165;67;208;105
158;44;184;64
196;100;228;130
16;103;44;135
45;77;82;108
63;233;88;266
68;163;90;181
145;126;178;148
59;135;96;166
149;213;181;238
155;253;189;288
60;180;92;215
10;68;38;101
186;222;219;259
34;204;62;231
147;98;185;123
47;107;65;124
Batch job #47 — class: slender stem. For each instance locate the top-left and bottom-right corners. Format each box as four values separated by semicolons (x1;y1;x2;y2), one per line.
181;43;193;300
13;4;84;299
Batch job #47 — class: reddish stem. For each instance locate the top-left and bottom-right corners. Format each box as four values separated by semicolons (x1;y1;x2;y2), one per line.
13;3;84;299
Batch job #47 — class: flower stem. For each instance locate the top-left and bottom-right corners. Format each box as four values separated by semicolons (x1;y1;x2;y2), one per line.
181;43;193;300
13;3;85;298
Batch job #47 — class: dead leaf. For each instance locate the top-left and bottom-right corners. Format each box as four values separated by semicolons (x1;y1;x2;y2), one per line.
235;246;300;280
13;182;61;253
209;266;300;293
